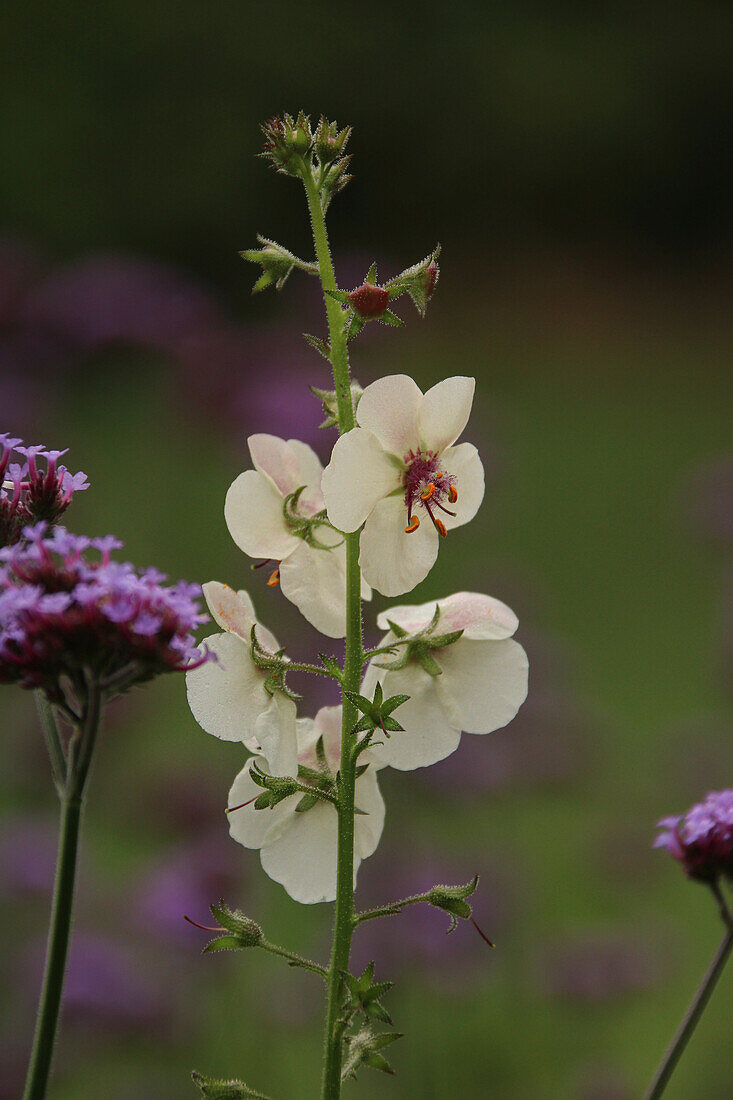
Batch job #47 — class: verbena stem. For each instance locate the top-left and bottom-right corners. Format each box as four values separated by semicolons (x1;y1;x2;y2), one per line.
302;167;362;1099
23;685;102;1100
644;895;733;1100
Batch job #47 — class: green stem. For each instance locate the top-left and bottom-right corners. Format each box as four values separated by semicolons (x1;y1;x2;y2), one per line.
23;686;102;1100
303;167;362;1099
644;915;733;1099
260;939;329;980
34;690;65;795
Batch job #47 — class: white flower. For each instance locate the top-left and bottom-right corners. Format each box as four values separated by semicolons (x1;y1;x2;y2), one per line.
224;434;370;638
362;591;528;770
321;375;484;596
185;582;298;777
227;705;385;904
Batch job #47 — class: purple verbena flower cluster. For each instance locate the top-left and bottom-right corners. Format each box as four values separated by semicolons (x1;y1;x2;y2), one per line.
654;789;733;883
1;433;89;548
0;524;209;703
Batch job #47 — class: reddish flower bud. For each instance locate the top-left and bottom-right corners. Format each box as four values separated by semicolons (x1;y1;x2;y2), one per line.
347;283;389;318
425;259;439;298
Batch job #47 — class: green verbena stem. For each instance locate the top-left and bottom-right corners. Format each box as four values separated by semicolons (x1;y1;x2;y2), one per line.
302;167;362;1099
23;685;102;1100
644;905;733;1100
260;939;329;981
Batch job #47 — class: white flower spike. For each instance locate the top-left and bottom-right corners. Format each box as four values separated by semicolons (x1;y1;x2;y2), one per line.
227;706;385;904
224;434;370;637
321;375;485;596
185;582;298;777
362;591;528;771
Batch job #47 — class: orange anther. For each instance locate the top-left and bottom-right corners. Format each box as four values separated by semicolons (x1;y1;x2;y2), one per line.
421;482;436;500
267;569;280;587
434;519;447;538
404;516;420;534
435;471;444;479
447;485;458;503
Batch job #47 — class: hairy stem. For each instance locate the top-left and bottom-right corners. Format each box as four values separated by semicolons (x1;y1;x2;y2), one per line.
303;167;362;1099
23;685;102;1100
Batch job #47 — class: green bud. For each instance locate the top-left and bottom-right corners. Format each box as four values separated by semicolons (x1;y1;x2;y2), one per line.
192;1071;270;1099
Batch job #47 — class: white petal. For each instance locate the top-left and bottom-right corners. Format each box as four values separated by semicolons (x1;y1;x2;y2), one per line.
228;760;293;849
260;801;340;904
435;638;528;734
418;376;475;453
202;582;255;640
186;632;270;741
354;767;385;858
440;443;484;530
279;540;348;638
286;438;325;513
321;428;399;532
248;434;302;497
359;495;438;597
356;374;423;456
254;692;298;777
367;665;461;770
377;591;518;640
312;705;344;773
225;470;299;560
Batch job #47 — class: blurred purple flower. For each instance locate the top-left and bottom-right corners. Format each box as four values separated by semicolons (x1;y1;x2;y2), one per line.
0;237;47;323
682;455;733;549
654;789;733;884
134;834;243;945
20;933;172;1032
19;255;224;353
0;816;57;896
541;930;663;1002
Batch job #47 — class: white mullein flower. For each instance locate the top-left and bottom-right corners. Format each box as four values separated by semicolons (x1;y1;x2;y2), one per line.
321;375;484;596
227;705;385;904
362;591;528;770
224;434;370;638
185;582;298;777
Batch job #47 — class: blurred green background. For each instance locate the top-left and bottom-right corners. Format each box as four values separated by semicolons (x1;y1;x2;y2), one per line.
1;3;732;1097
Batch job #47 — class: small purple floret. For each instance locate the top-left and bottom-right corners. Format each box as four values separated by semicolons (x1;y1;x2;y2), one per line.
654;790;733;883
0;524;210;701
1;432;89;547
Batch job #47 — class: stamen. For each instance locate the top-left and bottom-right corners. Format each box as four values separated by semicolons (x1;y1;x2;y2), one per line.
420;482;435;500
183;914;222;933
432;499;457;518
267;569;280;587
448;485;458;503
470;916;495;948
434;518;447;538
404;516;420;534
251;558;273;571
435;471;444;479
226;794;260;813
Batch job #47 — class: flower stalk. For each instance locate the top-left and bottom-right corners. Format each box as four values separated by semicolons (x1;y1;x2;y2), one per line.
302;163;362;1099
22;685;101;1100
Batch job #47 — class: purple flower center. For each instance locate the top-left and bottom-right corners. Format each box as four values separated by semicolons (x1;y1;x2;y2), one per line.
402;449;457;537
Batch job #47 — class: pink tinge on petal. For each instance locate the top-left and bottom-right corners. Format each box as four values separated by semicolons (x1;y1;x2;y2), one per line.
201;581;254;640
248;434;303;498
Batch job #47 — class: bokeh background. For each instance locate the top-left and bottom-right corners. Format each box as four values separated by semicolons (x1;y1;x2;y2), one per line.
2;3;732;1097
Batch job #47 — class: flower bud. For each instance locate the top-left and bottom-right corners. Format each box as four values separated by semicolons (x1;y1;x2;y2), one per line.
348;283;389;318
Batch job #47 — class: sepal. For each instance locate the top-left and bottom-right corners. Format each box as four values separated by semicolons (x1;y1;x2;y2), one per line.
341;1028;403;1081
239;236;316;293
427;875;480;933
341;961;394;1026
192;1071;269;1099
385;245;441;316
198;901;263;953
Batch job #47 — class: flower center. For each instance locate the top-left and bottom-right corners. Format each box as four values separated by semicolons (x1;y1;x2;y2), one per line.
402;450;457;537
